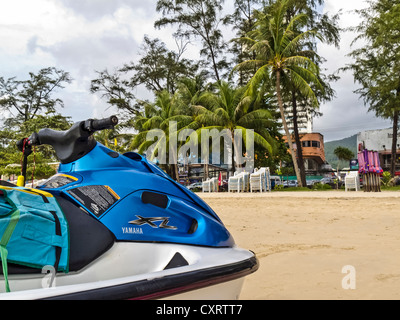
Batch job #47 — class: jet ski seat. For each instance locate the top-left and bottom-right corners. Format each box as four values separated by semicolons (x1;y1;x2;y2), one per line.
56;195;115;272
2;194;115;275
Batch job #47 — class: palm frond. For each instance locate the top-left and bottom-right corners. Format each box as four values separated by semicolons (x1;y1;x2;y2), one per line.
245;64;272;97
142;115;163;130
195;112;225;126
234;125;272;155
194;126;228;145
281;30;319;58
214;107;230;123
253;131;274;155
289;64;323;91
237;109;274;129
286;67;320;107
233;60;269;73
129;131;150;150
235;95;252;119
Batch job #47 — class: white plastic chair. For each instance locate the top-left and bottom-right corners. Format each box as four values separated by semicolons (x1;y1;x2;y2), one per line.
228;172;244;192
250;168;262;192
202;177;218;192
345;171;360;191
264;167;271;192
211;177;219;192
241;172;250;192
250;167;271;192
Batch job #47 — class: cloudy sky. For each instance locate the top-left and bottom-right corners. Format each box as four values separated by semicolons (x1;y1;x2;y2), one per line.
0;0;392;142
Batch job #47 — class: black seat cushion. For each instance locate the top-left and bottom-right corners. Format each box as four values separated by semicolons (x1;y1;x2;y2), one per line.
0;181;17;187
56;195;115;272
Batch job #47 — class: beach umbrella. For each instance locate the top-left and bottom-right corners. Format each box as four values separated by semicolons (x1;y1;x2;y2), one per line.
358;152;365;174
374;151;383;174
363;149;371;191
368;150;376;173
373;151;382;192
364;149;369;172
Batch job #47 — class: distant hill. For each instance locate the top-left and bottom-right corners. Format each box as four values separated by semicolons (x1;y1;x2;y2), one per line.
324;135;358;170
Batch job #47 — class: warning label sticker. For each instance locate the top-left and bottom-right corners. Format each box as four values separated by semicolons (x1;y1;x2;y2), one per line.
41;174;79;189
67;185;120;217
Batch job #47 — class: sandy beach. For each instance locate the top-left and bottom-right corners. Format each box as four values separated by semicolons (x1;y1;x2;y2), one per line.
198;190;400;300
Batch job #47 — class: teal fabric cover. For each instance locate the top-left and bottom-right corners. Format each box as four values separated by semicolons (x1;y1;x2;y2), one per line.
0;186;69;273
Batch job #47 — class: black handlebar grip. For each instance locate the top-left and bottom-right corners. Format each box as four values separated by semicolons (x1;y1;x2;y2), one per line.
87;115;119;132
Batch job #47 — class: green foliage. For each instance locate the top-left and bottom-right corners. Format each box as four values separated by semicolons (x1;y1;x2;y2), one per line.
226;0;264;85
345;0;400;176
346;0;400;118
0;67;72;124
155;0;229;81
90;69;139;118
192;81;281;172
121;36;199;95
93;127;133;154
0;67;73;181
382;171;392;187
0;150;57;180
254;140;289;174
0;113;72;180
276;186;311;192
381;184;400;191
273;184;284;191
312;182;332;190
236;0;324;186
325;135;357;169
333;146;354;163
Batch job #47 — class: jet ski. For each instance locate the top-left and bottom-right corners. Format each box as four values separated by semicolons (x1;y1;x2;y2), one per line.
0;116;258;300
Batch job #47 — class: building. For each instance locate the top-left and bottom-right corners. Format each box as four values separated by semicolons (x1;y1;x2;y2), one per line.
283;132;331;175
178;163;228;185
284;107;314;134
357;128;400;173
297;132;326;173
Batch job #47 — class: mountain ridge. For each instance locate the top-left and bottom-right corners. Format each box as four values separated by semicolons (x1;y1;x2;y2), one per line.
324;134;358;170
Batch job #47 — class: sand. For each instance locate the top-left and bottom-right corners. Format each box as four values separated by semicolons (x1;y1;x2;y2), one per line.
198;190;400;300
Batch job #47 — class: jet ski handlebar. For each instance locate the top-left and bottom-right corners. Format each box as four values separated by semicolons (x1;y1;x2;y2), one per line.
19;115;119;164
83;115;119;132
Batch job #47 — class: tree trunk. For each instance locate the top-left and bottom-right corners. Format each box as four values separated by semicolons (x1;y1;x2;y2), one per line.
174;163;180;182
291;90;306;187
231;130;236;175
205;36;220;82
391;109;399;177
276;71;302;185
168;148;180;182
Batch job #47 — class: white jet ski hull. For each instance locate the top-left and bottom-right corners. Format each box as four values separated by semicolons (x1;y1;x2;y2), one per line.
0;242;258;300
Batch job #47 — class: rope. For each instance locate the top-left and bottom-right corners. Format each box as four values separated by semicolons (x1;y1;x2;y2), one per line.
31;146;36;188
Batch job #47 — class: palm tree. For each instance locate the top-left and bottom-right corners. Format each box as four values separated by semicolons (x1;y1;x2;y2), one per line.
130;90;193;181
236;0;323;186
194;81;277;175
94;126;133;154
173;76;216;180
334;146;354;188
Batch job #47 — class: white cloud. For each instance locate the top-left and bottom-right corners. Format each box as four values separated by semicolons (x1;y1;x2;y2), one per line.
0;0;152;120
